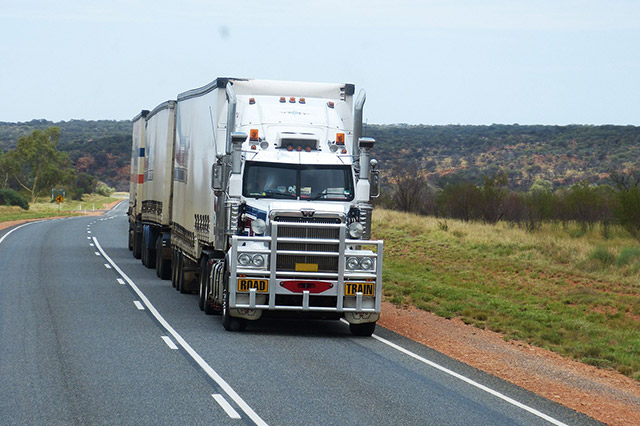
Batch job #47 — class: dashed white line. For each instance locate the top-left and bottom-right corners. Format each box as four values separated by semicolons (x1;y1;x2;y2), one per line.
212;394;241;419
133;301;145;310
93;237;266;426
161;335;178;350
90;243;95;247
94;252;100;256
104;263;112;269
116;278;125;285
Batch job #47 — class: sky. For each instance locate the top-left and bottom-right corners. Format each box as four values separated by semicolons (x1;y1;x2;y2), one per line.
1;0;639;125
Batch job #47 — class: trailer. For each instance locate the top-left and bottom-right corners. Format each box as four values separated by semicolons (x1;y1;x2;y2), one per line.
129;78;382;336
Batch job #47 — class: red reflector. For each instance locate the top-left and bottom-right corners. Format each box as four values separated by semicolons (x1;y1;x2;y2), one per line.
281;281;333;294
137;174;144;184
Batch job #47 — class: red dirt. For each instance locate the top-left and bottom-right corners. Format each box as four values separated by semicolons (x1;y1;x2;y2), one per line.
379;300;640;426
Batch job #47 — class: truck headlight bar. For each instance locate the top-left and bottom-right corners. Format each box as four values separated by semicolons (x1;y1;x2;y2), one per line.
238;253;267;269
346;256;375;271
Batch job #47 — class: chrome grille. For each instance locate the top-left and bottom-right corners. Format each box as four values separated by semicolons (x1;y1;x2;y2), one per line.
273;216;341;273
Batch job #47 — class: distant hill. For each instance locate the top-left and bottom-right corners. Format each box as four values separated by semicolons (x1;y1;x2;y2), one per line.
2;120;640;192
0;119;132;191
366;124;640;191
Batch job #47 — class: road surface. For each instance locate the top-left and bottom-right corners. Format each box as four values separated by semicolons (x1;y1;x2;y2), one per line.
0;203;602;425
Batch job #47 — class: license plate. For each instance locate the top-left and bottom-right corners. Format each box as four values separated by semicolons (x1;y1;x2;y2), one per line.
237;279;268;292
344;282;375;296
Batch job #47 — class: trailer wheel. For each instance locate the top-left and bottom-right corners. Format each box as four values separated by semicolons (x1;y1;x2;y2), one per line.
198;258;208;311
133;222;142;259
128;224;134;251
171;250;178;288
156;236;170;280
144;232;156;269
349;322;376;337
176;253;185;292
222;275;246;332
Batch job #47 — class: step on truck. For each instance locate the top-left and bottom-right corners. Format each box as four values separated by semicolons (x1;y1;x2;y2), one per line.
128;78;383;336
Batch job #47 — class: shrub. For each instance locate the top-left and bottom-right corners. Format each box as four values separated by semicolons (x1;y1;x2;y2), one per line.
0;189;29;210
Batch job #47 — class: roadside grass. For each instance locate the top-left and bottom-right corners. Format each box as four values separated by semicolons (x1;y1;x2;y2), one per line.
373;208;640;380
0;194;121;222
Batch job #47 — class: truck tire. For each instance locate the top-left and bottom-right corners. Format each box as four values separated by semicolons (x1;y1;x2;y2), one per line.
171;249;178;288
133;222;142;259
128;224;134;251
222;275;246;332
156;236;171;280
349;321;376;337
144;234;156;269
198;258;208;311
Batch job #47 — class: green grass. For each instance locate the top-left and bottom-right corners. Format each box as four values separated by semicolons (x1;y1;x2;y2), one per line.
374;209;640;380
0;194;121;222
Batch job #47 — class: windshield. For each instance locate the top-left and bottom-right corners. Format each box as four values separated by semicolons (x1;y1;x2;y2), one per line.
242;162;354;201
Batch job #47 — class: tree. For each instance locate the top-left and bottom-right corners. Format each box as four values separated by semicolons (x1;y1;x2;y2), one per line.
3;127;75;203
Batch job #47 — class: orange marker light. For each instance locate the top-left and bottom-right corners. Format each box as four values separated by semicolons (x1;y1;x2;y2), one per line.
280;97;286;103
299;98;306;104
250;129;259;141
251;145;257;150
327;101;335;108
249;98;255;105
341;149;347;154
336;133;345;145
289;97;296;103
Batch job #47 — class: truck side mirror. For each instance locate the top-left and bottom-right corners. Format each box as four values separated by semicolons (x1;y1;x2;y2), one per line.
369;159;380;198
212;163;224;191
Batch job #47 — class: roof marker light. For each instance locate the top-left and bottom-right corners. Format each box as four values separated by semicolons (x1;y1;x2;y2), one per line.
280;97;286;103
299;98;306;104
305;146;311;152
289;97;296;103
249;98;255;105
251;145;257;150
250;129;259;141
287;145;293;151
341;148;347;154
327;101;335;108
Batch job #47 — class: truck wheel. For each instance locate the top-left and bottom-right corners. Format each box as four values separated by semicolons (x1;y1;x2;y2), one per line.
145;238;156;269
198;258;208;311
176;253;184;292
128;225;134;251
171;250;178;288
133;222;142;259
349;322;376;337
222;279;246;332
156;236;170;279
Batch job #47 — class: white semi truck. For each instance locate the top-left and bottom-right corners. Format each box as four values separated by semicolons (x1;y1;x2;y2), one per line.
128;77;383;336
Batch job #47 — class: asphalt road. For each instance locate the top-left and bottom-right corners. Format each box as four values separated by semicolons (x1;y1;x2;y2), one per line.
0;202;603;426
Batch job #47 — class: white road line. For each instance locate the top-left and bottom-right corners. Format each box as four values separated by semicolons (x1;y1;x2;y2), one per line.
94;252;100;256
90;243;95;247
87;237;91;240
0;222;36;245
93;237;267;426
116;278;125;285
161;336;178;350
133;301;145;310
104;264;112;269
87;231;91;234
212;394;242;419
366;328;568;426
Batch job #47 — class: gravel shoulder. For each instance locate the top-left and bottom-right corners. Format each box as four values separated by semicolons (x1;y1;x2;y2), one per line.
378;301;640;426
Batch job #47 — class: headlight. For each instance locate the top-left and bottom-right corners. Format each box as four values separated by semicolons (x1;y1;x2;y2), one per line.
360;257;374;270
251;218;266;235
238;253;251;266
251;254;265;267
346;256;360;270
348;222;364;239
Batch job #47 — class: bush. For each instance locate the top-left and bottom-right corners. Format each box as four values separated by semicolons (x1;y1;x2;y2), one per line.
95;181;115;196
0;189;29;210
